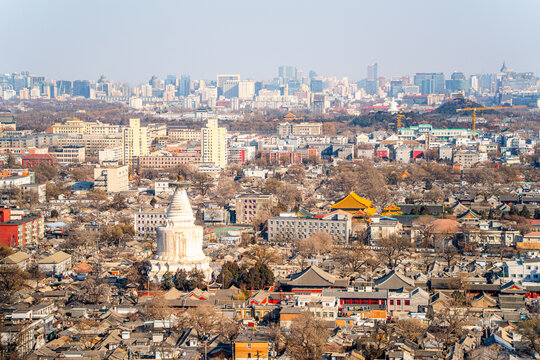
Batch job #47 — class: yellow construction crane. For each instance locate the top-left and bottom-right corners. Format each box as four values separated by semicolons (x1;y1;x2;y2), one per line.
456;105;526;136
396;114;405;130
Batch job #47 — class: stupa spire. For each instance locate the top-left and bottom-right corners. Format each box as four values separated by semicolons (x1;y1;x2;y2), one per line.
166;187;195;225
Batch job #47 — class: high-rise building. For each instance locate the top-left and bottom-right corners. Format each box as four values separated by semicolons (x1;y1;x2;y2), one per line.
446;72;468;93
216;74;240;97
367;63;378;81
73;80;91;98
278;66;297;82
165;75;177;87
310;78;324;93
178;75;190;97
238;80;255;99
414;73;445;94
122;118;149;167
201;118;227;169
222;80;239;99
93;164;129;193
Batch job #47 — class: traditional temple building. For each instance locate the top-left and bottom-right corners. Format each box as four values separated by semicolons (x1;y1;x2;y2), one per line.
150;187;212;282
279;266;348;293
457;209;482;224
381;205;403;217
330;191;377;218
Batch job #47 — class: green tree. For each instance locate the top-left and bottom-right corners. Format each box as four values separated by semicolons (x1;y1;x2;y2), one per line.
520;206;531;219
217;261;241;288
161;272;174;290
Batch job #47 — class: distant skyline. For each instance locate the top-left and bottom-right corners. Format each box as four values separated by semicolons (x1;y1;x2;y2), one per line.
1;0;539;85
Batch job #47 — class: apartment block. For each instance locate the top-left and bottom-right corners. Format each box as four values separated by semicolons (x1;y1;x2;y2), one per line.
51;118;120;135
201;118;227;169
93;164;129;193
453;150;487;167
235;194;274;225
122;118;149;167
138;153;202;169
134;209;167;238
57;134;122;158
277;122;322;137
0;209;44;247
168;128;201;142
50;145;85;164
268;212;352;242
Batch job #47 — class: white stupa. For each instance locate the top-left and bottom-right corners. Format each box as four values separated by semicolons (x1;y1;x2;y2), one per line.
149;187;212;282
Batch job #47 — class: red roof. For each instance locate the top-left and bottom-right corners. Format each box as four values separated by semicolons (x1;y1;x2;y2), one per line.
21;154;56;160
524;232;540;237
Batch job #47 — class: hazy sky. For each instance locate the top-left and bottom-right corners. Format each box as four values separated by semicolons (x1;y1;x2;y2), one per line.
2;0;539;84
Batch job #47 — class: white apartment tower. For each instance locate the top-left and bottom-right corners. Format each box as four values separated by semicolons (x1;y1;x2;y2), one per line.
122;118;149;167
201;118;227;169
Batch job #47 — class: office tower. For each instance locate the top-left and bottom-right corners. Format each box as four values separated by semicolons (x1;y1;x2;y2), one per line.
165;75;177;87
222;80;239;98
140;84;153;97
122;118;149;167
254;81;263;96
149;75;162;89
238;80;255;99
470;75;480;92
287;80;301;95
201;118;227;169
446;72;468;93
309;70;318;79
310;77;324;93
178;75;191;97
278;66;298;82
367;63;378;81
216;74;240;97
72;80;91;98
11;74;27;91
413;73;445;94
390;80;404;97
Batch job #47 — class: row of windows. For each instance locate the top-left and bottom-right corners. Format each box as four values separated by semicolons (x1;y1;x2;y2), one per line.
389;300;410;306
342;299;385;305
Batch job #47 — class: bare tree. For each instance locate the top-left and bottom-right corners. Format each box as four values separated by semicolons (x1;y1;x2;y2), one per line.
145;295;174;323
332;246;369;277
193;172;214;196
377;234;410;268
245;245;281;266
429;307;468;354
286;312;329;360
214;176;237;207
183;305;220;341
296;232;334;259
517;316;540;357
395;319;427;342
353;322;394;360
438;244;459;268
220;317;240;347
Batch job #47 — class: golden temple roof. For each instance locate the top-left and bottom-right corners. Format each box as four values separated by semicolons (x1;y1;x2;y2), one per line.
331;191;373;210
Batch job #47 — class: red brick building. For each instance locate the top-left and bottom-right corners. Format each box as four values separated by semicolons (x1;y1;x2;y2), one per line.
137;153;201;170
21;154;57;168
264;151;302;165
0;209;44;247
